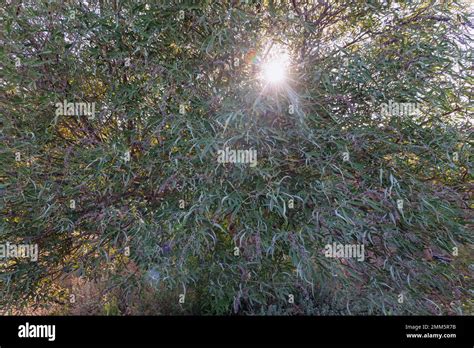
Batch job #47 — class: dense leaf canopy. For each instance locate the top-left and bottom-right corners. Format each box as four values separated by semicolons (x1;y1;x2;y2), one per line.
1;0;472;314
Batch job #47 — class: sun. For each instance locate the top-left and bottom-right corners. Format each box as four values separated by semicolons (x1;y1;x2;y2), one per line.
263;59;286;84
260;49;290;85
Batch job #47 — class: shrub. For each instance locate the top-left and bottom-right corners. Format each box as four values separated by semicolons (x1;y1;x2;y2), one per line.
1;0;472;315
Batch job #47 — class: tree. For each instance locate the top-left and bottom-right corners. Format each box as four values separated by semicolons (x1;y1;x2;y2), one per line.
1;0;472;315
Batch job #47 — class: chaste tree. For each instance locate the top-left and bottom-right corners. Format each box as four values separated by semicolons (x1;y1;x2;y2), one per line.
1;0;472;314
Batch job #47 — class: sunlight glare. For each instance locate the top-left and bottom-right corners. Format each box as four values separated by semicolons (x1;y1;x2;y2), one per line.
261;50;290;85
263;59;286;84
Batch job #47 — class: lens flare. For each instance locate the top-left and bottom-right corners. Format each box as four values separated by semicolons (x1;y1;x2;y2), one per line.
263;59;286;84
260;49;290;85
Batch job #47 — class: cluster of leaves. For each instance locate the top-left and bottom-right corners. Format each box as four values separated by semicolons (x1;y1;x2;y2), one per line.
1;0;472;314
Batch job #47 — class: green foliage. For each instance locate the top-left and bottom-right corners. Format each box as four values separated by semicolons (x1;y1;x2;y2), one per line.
1;0;472;315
